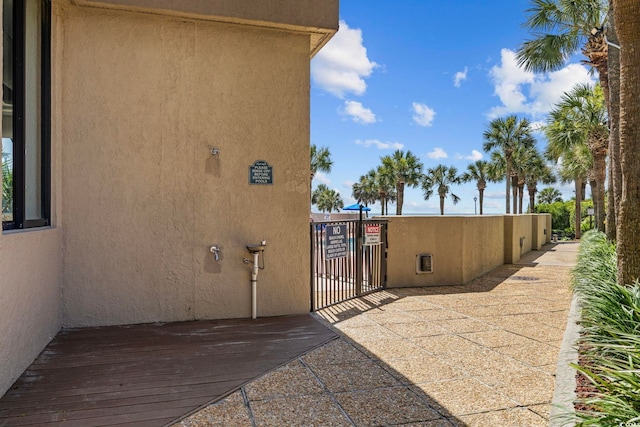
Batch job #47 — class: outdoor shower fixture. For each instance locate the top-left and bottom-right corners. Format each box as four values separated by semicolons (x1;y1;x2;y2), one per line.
245;241;266;319
210;245;221;261
210;148;220;156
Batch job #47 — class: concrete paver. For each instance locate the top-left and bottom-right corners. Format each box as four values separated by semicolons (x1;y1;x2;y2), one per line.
174;242;578;427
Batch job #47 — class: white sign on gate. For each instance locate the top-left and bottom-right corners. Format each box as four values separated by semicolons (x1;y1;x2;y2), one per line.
364;224;381;246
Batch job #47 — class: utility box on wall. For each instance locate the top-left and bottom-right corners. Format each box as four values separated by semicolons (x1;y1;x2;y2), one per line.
416;254;433;274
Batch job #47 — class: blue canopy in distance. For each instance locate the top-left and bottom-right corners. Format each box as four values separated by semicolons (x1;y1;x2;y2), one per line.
343;203;371;212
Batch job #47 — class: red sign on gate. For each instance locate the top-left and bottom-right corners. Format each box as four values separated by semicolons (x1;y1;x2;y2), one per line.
364;225;381;245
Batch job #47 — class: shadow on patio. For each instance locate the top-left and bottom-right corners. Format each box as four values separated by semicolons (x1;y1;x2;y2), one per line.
174;242;576;426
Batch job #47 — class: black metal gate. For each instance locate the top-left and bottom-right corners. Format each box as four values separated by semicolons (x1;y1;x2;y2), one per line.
310;219;387;311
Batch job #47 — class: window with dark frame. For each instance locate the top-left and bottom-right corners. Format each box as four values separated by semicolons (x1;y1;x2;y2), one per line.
2;0;50;231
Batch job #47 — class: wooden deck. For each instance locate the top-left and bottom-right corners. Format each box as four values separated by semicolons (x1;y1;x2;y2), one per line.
0;315;336;427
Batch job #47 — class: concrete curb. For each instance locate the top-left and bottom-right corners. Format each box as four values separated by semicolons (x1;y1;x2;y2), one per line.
549;294;581;427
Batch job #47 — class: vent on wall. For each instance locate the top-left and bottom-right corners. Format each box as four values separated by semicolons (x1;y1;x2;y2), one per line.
416;254;433;274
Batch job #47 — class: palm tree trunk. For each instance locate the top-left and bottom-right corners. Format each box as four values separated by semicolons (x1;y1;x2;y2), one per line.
529;194;535;213
527;185;538;213
614;0;640;285
505;158;511;214
511;175;518;214
607;10;621;241
439;196;445;215
594;150;607;232
396;183;404;215
479;190;484;215
575;178;583;240
518;184;525;214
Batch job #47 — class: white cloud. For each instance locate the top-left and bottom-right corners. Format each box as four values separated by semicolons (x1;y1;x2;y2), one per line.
465;149;483;161
412;102;436;127
529;64;594;115
342;100;376;124
488;48;595;119
311;20;378;98
454;67;468;87
313;172;331;185
427;147;448;159
355;139;404;150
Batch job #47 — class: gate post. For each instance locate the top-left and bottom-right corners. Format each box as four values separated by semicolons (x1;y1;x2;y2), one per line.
355;206;363;295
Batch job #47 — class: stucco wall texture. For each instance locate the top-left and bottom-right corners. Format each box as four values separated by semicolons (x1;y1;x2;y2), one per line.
59;5;313;327
385;216;505;288
0;229;63;396
384;214;551;288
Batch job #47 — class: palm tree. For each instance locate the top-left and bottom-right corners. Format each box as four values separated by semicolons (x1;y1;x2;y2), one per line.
370;165;396;216
313;185;344;213
508;143;555;214
351;174;378;208
487;149;521;213
381;150;423;215
548;83;608;232
516;0;619;233
545;110;593;240
460;160;494;215
516;0;609;103
422;165;461;215
558;144;592;238
311;184;330;208
483;115;536;214
538;187;563;205
522;152;555;213
612;0;640;284
310;144;332;201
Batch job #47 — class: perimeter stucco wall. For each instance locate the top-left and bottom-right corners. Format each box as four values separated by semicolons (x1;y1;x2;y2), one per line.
58;3;319;326
0;229;63;396
531;214;551;250
384;216;505;287
504;215;534;264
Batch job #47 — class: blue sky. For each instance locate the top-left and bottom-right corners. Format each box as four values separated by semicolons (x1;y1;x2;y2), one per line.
310;0;596;215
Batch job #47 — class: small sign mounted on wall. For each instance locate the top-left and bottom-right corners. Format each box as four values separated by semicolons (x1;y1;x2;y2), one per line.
249;160;273;185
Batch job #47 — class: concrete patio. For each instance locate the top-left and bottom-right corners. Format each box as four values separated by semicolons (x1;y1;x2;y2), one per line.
175;242;578;426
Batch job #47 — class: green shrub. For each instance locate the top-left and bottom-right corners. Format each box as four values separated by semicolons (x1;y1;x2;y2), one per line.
537;200;570;230
570;231;640;426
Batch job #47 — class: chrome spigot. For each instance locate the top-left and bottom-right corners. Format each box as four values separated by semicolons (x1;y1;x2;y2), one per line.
210;246;220;261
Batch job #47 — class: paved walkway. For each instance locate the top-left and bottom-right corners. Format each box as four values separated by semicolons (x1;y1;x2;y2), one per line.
174;242;578;427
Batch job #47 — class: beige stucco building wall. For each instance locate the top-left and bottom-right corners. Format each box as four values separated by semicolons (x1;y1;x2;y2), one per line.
1;0;338;396
58;1;336;326
0;230;63;397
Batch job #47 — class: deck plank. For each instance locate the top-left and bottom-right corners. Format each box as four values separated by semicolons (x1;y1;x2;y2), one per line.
0;315;336;427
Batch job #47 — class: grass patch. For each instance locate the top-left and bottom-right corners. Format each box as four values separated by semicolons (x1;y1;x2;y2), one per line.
570;231;640;426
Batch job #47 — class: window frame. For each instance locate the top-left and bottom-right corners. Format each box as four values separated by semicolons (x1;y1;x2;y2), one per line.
2;0;51;231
